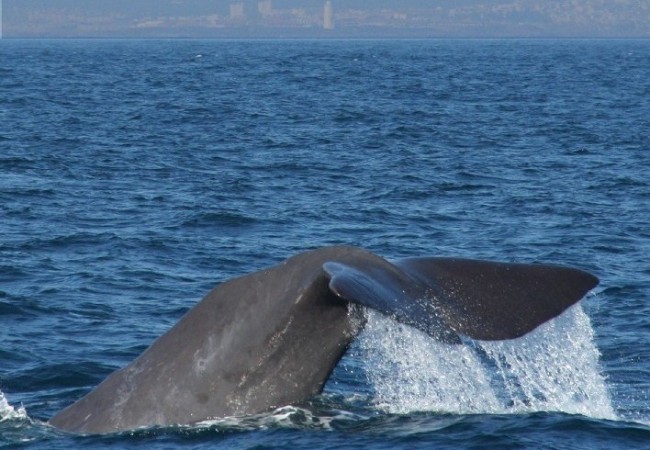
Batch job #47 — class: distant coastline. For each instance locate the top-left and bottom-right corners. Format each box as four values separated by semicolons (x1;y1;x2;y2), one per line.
2;1;649;39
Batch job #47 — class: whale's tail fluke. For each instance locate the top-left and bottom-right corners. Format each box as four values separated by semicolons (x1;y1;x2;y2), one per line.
326;256;599;341
50;246;599;434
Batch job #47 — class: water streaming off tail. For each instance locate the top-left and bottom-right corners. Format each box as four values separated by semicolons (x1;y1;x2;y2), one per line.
358;305;616;420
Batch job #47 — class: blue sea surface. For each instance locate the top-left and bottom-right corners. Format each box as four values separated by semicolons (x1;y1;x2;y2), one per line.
1;39;649;448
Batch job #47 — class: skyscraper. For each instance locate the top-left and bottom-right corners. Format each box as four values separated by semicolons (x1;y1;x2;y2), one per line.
323;1;334;30
258;0;272;17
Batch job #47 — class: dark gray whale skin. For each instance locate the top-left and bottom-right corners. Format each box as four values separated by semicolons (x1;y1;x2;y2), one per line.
49;246;598;434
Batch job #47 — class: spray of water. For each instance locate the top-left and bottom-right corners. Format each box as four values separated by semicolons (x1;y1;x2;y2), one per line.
0;391;28;423
358;304;616;420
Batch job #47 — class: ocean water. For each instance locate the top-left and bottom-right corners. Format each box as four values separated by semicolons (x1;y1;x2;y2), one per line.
1;39;649;449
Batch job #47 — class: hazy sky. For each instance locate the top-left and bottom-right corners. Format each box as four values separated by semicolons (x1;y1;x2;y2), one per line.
3;0;650;38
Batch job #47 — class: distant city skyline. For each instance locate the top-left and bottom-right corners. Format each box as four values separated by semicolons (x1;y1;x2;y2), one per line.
2;0;650;39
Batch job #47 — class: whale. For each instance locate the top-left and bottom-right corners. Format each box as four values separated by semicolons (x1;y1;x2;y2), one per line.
49;245;599;434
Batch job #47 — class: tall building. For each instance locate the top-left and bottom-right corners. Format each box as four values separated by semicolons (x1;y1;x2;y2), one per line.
323;1;334;30
258;0;272;17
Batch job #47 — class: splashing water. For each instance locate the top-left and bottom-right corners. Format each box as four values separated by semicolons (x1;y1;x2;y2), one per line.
358;304;616;420
0;391;57;444
0;391;28;423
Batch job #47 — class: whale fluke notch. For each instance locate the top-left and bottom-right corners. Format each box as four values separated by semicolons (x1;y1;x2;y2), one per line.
49;246;599;434
323;260;462;343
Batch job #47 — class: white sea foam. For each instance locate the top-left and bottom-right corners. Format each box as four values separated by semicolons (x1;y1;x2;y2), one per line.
358;304;617;420
0;391;28;423
194;405;366;431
